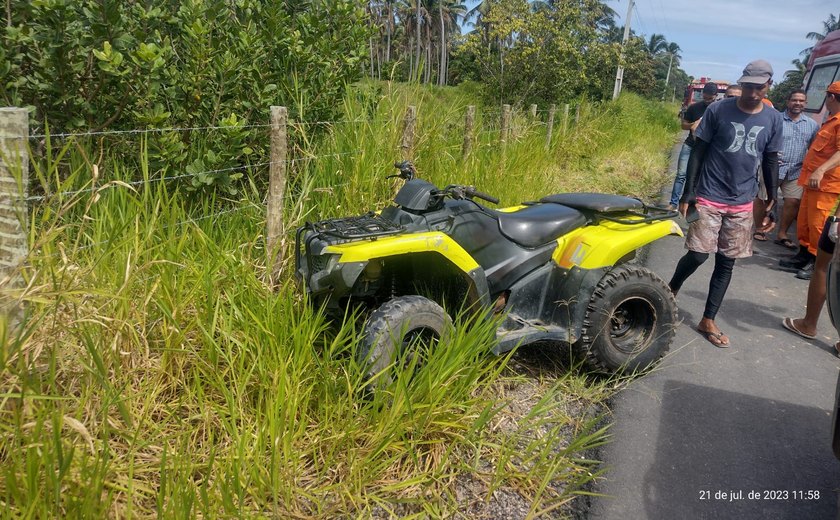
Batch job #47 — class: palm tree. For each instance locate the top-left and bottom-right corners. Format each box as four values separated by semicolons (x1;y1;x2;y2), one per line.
593;2;619;33
664;42;682;63
395;0;427;80
385;0;394;63
782;57;808;90
662;42;681;97
435;0;466;85
416;0;422;79
646;33;667;56
785;58;807;80
800;12;840;61
806;13;840;43
465;0;491;44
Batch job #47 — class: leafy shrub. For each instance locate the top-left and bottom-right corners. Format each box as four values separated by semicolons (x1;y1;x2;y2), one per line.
1;0;370;190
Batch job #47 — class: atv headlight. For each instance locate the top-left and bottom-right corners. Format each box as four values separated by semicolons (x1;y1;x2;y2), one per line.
307;253;342;289
309;252;334;273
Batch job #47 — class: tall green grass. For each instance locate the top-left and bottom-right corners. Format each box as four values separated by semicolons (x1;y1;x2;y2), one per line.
0;84;678;517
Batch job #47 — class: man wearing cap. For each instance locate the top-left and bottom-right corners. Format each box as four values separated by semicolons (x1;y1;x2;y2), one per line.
668;59;783;347
669;82;719;209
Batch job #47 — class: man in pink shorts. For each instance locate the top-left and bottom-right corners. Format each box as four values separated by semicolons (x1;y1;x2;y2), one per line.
668;60;784;347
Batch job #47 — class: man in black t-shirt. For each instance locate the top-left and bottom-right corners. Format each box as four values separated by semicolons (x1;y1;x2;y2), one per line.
669;82;719;208
668;60;783;348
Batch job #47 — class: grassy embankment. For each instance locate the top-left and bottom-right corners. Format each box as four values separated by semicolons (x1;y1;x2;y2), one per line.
0;82;679;517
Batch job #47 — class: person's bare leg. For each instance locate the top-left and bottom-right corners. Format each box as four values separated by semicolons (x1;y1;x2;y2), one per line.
777;196;801;242
791;248;832;335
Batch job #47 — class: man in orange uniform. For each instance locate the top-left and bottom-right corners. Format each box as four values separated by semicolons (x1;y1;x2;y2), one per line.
783;82;840;278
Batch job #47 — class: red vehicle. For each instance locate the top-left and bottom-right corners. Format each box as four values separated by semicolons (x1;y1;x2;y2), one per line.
680;77;730;118
803;29;840;124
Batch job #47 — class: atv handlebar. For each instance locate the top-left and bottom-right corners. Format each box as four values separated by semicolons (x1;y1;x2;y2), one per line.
437;184;499;206
390;161;499;206
465;186;500;205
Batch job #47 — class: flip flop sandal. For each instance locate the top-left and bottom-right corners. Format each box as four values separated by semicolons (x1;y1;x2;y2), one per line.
781;317;817;340
753;231;767;241
773;238;797;250
698;328;730;348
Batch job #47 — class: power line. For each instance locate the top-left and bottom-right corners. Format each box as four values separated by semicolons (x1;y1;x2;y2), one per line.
632;4;648;36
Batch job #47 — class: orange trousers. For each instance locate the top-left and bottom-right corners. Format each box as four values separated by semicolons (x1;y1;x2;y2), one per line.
796;189;839;255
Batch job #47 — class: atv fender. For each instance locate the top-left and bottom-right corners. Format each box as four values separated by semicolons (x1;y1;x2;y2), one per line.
324;232;491;307
553;219;683;269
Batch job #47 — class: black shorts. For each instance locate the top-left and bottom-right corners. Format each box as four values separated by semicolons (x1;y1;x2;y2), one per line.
818;217;836;255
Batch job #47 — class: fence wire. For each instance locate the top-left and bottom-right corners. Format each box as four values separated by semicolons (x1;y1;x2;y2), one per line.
16;148;365;204
26;117;399;140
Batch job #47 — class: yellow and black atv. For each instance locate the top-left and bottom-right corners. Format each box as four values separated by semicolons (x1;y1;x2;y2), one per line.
295;161;683;380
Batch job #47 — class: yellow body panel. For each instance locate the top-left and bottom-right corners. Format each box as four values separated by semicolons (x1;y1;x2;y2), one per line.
496;205;527;213
554;219;683;269
325;232;480;273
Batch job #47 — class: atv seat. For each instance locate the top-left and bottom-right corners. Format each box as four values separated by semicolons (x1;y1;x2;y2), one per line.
540;193;644;214
496;203;586;248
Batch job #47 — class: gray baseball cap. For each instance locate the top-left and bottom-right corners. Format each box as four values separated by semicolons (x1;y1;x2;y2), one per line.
738;59;773;84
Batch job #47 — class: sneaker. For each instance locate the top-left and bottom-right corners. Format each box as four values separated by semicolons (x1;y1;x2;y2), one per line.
795;261;815;280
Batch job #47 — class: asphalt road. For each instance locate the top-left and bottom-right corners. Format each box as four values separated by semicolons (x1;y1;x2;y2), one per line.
587;139;840;520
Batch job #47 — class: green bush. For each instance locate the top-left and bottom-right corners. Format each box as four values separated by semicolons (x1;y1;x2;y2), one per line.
2;0;369;190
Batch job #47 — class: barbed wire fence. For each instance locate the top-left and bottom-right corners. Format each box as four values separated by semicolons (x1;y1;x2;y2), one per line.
0;99;584;303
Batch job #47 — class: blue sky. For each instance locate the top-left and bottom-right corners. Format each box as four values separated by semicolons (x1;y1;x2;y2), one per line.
463;0;835;84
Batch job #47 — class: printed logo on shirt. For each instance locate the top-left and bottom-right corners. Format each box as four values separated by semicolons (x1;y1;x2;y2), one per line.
725;123;765;157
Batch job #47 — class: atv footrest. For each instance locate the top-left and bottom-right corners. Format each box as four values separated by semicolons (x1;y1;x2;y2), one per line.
309;212;405;240
495;323;569;354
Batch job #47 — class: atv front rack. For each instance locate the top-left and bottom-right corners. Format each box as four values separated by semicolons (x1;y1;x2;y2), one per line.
306;212;405;240
294;213;406;281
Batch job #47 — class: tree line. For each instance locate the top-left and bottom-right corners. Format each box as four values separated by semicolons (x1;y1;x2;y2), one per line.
363;0;690;105
770;12;840;106
0;0;693;192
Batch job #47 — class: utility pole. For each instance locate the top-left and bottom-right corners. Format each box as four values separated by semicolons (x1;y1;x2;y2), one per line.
612;0;635;100
663;53;674;100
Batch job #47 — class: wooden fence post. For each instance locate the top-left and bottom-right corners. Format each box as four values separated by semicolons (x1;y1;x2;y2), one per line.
462;105;475;160
529;104;537;119
545;104;556;150
574;104;581;126
0;108;29;329
562;103;570;135
267;106;287;286
500;104;511;148
401;105;416;160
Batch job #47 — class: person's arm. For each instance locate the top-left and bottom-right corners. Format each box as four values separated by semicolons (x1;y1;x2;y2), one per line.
806;150;840;190
678;138;708;216
681;118;693;131
689;118;702;133
761;151;779;207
